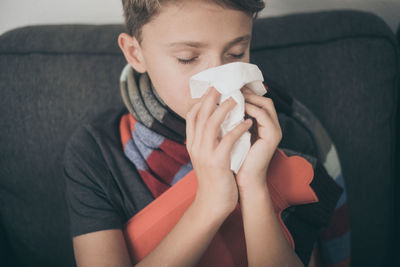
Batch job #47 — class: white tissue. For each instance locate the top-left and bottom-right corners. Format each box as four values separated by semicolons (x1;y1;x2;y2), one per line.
189;62;266;173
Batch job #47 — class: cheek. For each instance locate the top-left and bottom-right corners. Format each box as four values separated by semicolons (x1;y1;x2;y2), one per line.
151;71;197;118
144;53;202;118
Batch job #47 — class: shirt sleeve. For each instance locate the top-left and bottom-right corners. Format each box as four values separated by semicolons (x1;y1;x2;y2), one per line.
63;125;124;238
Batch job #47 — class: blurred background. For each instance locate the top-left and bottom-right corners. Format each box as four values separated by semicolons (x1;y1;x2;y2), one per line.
1;0;400;35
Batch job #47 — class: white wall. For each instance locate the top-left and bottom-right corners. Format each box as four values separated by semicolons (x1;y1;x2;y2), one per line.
1;0;399;35
0;0;123;35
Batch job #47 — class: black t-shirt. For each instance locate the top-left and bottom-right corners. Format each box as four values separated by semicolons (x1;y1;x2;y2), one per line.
63;106;341;265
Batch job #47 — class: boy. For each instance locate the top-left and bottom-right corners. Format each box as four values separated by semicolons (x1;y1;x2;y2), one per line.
64;0;348;266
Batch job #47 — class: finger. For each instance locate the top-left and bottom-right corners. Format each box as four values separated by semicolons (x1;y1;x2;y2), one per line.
185;102;202;152
198;86;221;119
245;102;282;142
203;97;237;149
243;93;279;125
217;119;253;156
244;102;277;129
195;87;221;146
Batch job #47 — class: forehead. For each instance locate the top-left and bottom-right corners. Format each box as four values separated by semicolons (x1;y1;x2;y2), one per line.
141;1;253;46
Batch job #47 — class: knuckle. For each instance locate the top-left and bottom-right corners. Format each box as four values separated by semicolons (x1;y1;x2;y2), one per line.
265;98;275;107
263;97;272;104
219;99;233;110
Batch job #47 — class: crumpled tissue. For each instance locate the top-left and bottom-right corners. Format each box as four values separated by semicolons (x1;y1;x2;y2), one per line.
189;62;267;173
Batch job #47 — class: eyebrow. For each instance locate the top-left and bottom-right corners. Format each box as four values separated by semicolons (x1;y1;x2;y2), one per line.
167;35;251;49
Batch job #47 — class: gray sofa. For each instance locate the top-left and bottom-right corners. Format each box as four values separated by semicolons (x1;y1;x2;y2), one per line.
0;10;398;267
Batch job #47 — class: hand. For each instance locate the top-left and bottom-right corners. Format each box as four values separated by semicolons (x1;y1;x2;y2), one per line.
236;87;282;193
185;87;253;217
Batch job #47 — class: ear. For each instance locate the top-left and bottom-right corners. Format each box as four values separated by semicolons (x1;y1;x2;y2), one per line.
118;33;147;73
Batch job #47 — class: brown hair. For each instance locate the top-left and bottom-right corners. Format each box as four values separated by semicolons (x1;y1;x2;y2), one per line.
121;0;265;43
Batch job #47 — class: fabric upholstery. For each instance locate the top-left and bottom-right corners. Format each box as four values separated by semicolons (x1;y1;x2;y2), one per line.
0;25;126;267
0;10;398;266
395;23;400;267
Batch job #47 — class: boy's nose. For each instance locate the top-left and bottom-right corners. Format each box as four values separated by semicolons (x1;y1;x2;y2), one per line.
206;56;225;69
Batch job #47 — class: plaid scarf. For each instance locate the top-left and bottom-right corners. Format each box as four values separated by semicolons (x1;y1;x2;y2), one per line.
120;65;192;198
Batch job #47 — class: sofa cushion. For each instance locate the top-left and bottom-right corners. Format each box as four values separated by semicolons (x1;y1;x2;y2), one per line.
0;25;126;267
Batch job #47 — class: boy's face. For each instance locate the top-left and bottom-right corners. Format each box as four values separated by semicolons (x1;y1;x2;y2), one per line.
123;1;253;119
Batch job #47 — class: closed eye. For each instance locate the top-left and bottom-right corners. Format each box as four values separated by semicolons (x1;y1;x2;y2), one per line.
177;52;245;65
177;57;198;64
230;52;245;59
